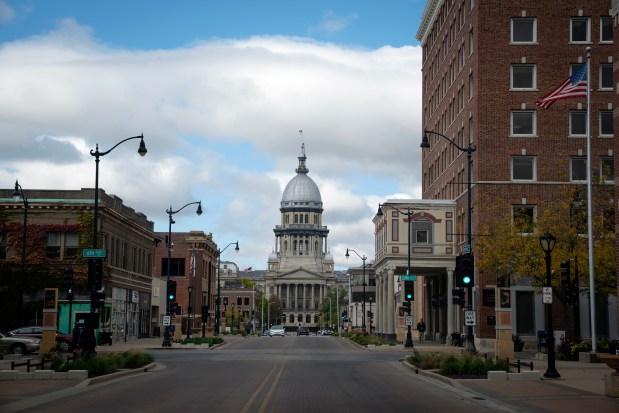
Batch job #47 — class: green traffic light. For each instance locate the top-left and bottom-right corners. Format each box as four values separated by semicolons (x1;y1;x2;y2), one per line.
463;276;471;284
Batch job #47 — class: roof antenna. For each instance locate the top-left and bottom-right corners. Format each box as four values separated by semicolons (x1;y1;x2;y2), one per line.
298;129;305;157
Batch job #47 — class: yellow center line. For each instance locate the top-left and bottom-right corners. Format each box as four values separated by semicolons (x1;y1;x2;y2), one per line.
257;364;284;413
238;364;283;413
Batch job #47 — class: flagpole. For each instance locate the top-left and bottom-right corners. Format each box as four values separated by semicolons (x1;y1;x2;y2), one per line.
585;46;596;353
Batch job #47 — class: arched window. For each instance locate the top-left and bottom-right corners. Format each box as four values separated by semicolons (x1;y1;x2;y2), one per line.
305;214;309;223
306;314;311;323
289;314;294;323
294;214;298;223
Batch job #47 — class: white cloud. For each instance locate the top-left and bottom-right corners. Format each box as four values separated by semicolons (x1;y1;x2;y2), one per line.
308;10;359;35
0;1;15;23
0;19;423;270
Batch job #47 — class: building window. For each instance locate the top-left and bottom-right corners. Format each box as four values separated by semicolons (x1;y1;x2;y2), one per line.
570;17;590;43
600;64;612;90
511;111;536;136
391;219;399;241
511;64;536;89
600;110;613;136
468;73;474;99
600;16;612;43
469;29;474;55
0;231;6;260
571;157;587;182
511;18;536;43
601;157;614;183
511;156;536;181
569;111;587;136
412;219;432;244
46;232;61;259
512;206;535;234
162;258;186;276
64;232;79;258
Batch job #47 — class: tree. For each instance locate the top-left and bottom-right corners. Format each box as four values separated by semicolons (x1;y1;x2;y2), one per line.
476;184;616;297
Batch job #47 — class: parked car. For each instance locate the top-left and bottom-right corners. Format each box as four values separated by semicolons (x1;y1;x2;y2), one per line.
321;328;333;336
0;331;40;354
297;326;310;336
9;326;73;351
269;325;286;337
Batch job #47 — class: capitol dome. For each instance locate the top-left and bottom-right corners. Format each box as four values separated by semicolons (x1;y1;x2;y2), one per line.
280;144;323;211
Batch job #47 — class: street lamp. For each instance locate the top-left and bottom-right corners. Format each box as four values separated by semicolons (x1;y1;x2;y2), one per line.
540;233;560;378
376;204;414;347
162;201;202;346
89;135;146;354
231;303;235;332
187;285;193;340
369;295;373;334
345;248;367;334
215;241;239;335
12;180;28;327
421;129;477;353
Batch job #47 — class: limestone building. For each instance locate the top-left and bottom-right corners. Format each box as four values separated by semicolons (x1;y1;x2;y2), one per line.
265;144;336;329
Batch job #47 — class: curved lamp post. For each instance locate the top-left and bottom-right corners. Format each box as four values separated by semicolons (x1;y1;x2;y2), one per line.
162;201;202;346
421;129;477;353
345;248;367;334
215;241;239;335
12;180;28;327
376;204;415;347
540;233;560;378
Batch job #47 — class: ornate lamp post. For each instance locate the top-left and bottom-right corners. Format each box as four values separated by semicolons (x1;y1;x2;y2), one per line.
376;204;414;347
215;241;239;335
187;285;193;340
540;233;560;378
345;248;367;334
12;180;28;327
421;129;477;353
162;201;202;346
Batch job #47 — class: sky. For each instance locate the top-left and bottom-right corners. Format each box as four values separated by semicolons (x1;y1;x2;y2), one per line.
0;0;426;271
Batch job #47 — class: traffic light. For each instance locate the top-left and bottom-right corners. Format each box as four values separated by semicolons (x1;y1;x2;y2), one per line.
404;281;414;301
456;254;475;287
399;300;411;316
64;267;73;287
89;259;103;290
452;288;465;306
342;310;348;321
560;261;572;304
169;302;178;314
93;290;105;308
167;280;177;301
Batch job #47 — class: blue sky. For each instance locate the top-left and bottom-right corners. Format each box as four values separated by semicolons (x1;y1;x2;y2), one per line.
0;0;425;270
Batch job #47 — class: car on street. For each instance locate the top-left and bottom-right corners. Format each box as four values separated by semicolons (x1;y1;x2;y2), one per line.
321;328;333;336
297;326;310;336
9;326;73;351
0;331;40;354
269;325;286;337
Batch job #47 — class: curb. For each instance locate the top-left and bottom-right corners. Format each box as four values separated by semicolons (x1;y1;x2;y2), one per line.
80;362;157;387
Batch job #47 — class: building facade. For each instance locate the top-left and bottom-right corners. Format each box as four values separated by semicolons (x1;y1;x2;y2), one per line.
417;0;617;349
153;230;218;338
0;187;155;341
264;144;336;331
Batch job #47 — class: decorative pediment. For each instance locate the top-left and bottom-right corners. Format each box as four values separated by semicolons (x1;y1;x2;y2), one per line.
275;267;327;282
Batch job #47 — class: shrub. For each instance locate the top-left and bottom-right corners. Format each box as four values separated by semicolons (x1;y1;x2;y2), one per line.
58;350;154;378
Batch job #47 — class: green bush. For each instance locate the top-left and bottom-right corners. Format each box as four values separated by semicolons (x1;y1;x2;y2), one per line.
180;336;224;346
58;350;154;378
342;331;396;346
407;350;509;378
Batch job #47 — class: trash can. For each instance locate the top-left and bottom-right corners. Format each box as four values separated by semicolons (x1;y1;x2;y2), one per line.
537;331;547;353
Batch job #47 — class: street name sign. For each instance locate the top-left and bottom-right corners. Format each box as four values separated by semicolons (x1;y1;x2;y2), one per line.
401;275;417;281
83;249;107;258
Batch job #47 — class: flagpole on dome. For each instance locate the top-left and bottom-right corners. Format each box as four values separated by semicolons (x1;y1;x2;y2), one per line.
585;46;597;353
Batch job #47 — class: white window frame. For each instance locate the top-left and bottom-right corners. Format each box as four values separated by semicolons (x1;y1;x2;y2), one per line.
600;157;614;183
510;64;536;90
569;110;587;136
511;18;536;44
511;110;536;137
600;16;612;43
600;64;612;90
570;157;587;182
570;17;590;43
600;110;613;137
512;205;536;235
511;156;536;181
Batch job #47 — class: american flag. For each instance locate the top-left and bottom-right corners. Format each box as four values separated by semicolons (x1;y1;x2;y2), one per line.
243;267;252;272
536;63;587;109
190;249;196;278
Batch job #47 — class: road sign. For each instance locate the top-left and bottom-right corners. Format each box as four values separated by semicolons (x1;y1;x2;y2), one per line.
542;287;553;304
464;310;476;326
163;315;171;326
401;275;417;281
463;245;471;254
83;249;107;258
405;316;413;326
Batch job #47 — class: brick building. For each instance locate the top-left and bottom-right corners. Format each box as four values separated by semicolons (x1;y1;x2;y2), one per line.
0;187;155;341
417;0;617;350
153;230;218;338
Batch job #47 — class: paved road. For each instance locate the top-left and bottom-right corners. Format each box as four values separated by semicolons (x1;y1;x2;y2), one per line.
6;335;520;413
